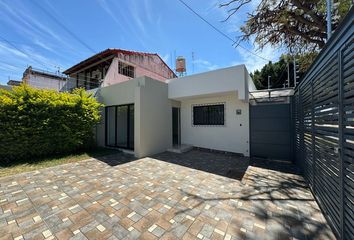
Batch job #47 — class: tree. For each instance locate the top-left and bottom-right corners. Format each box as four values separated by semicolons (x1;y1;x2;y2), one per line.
220;0;352;53
251;53;313;89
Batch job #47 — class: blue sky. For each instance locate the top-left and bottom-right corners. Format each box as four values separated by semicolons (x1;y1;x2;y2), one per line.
0;0;282;84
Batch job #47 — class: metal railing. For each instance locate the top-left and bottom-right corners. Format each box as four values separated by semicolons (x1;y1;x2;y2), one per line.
61;77;102;92
294;8;353;240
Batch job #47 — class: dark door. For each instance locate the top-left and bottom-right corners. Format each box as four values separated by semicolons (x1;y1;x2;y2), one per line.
105;104;134;150
172;107;180;146
250;101;294;162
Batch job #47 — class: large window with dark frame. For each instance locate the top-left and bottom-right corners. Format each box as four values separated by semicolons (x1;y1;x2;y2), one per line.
193;104;225;126
118;61;135;78
105;104;134;149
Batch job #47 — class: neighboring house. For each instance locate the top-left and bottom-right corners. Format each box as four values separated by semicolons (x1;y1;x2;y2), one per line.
0;80;22;91
22;66;67;91
7;80;22;86
0;84;12;91
63;48;176;90
93;65;255;158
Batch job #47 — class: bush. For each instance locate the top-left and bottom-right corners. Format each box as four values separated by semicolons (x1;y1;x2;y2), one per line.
0;85;102;161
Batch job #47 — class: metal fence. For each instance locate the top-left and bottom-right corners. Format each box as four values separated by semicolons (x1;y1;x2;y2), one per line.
294;8;353;240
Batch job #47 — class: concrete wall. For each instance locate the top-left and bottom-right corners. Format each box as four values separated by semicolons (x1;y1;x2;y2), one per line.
180;93;250;156
168;65;251;101
135;77;172;157
25;75;66;91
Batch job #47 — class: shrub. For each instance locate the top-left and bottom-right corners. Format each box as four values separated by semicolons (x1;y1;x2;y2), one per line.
0;85;102;161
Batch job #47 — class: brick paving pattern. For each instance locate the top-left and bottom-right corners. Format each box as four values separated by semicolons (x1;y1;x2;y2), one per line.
0;150;335;239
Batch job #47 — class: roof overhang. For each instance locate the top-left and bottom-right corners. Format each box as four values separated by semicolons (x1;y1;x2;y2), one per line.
63;48;176;77
168;65;249;101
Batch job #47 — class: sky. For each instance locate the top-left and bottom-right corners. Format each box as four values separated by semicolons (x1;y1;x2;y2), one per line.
0;0;282;85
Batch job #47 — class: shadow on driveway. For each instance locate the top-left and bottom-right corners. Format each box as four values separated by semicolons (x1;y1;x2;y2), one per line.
152;149;250;181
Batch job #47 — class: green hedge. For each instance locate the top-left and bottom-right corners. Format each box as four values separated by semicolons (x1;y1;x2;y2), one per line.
0;85;102;161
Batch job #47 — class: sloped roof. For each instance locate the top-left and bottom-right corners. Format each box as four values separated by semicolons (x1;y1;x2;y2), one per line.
63;48;176;77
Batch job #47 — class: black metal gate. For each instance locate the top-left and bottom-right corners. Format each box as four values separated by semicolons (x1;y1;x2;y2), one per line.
250;91;294;162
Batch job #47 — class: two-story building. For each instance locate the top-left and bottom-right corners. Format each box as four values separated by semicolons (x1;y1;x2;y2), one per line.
63;48;176;90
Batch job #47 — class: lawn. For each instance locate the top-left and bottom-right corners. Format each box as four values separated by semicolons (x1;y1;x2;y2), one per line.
0;148;120;178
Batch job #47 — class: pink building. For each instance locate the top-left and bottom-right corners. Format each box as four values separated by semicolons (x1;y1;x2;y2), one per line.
63;48;176;90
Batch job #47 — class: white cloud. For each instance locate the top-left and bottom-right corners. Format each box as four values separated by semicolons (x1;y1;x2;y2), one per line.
193;59;219;71
0;42;28;58
96;0;151;50
231;44;281;72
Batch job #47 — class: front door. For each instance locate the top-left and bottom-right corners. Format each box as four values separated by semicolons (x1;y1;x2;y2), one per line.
172;107;180;146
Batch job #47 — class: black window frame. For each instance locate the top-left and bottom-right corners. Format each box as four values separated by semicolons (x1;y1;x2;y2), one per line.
192;104;225;126
105;104;134;150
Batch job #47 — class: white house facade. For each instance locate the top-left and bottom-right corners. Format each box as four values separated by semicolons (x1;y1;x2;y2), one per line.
94;64;255;158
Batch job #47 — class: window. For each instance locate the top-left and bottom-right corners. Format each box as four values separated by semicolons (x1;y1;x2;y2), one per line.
118;61;135;78
193;104;224;125
105;104;134;149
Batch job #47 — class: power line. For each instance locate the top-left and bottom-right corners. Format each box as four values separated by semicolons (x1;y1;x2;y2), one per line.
31;1;117;77
177;0;290;89
31;1;96;54
0;36;51;69
176;0;271;62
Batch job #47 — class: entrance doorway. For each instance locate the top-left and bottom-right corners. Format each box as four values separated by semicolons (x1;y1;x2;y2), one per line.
105;104;134;149
172;107;180;146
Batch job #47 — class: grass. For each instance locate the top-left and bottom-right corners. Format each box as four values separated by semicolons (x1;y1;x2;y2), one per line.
0;148;120;178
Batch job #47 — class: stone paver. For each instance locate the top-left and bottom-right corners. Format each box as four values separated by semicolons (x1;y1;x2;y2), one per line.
0;150;335;239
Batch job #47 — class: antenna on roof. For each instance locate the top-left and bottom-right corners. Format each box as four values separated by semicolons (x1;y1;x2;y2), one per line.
170;52;173;71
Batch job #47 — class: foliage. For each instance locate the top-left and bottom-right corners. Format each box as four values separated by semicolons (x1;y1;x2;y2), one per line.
251;52;316;89
0;85;102;161
220;0;352;53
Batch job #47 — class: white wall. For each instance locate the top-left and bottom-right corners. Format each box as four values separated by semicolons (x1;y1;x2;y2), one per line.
27;75;66;91
168;65;251;101
95;77;172;157
180;93;250;156
135;77;172;157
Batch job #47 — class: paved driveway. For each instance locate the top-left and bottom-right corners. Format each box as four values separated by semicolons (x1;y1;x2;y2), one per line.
0;150;335;240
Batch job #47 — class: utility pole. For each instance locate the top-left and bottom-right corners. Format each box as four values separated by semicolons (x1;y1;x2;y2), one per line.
326;0;332;40
287;58;290;88
268;75;271;90
293;56;297;87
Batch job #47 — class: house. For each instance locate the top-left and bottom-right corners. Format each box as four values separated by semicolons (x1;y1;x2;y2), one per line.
7;80;22;86
0;84;12;91
22;66;67;91
63;48;176;90
93;64;255;158
0;79;21;91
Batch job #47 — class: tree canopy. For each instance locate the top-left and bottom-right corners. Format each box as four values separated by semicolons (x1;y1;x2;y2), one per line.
221;0;352;53
250;53;316;89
